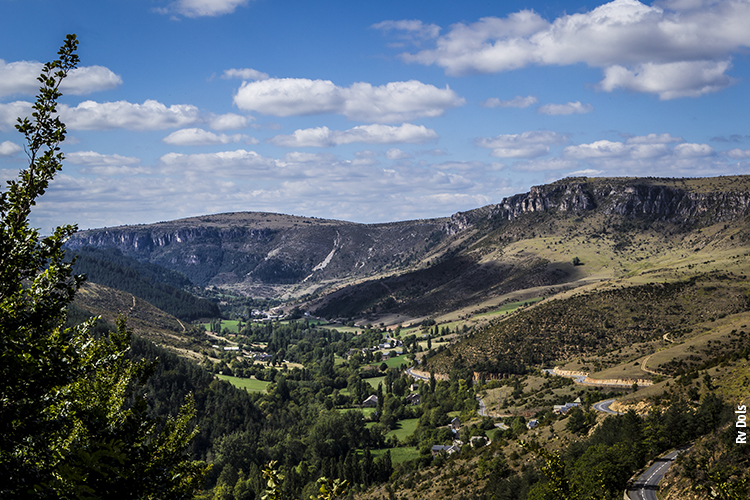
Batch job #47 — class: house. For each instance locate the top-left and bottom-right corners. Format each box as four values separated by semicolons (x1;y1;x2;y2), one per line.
527;419;539;429
450;417;461;431
362;395;378;407
553;401;580;414
406;393;421;405
431;444;460;456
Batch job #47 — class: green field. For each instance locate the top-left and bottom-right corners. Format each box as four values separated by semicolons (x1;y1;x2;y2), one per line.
370;447;420;464
386;418;419;442
339;407;376;418
365;376;386;389
203;319;242;333
217;374;270;393
367;354;408;370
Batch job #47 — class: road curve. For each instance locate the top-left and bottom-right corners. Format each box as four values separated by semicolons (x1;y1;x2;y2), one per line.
592;398;623;415
406;367;429;381
627;448;685;500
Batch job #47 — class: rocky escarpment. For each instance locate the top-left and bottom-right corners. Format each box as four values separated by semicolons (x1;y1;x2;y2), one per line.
67;176;750;301
67;212;448;289
473;177;750;225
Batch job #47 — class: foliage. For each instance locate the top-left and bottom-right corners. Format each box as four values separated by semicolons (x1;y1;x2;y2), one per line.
0;35;208;499
68;247;220;321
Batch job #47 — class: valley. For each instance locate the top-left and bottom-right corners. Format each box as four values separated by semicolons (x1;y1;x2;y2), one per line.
64;175;750;500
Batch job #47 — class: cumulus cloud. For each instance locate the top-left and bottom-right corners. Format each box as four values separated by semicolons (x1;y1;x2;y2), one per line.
476;130;567;158
222;68;269;80
0;140;21;156
538;101;593;115
599;60;736;99
727;148;750;159
563;140;679;159
556;135;722;177
66;151;141;166
162;128;257;146
394;0;750;98
208;113;250;130
60;100;201;130
673;142;715;157
0;60;121;97
481;95;538;108
158;0;250;18
624;133;683;144
0;101;33;131
233;78;464;123
385;148;414;160
268;123;438;148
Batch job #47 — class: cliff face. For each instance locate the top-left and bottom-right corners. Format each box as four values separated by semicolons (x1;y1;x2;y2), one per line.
67;176;750;298
67;213;447;288
479;179;750;223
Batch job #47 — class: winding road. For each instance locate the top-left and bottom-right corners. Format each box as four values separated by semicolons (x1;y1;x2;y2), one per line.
592;398;623;415
627;448;686;500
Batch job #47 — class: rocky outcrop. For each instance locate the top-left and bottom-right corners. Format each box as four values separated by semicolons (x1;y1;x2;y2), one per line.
479;178;750;225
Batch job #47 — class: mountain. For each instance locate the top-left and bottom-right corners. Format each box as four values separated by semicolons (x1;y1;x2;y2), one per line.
66;176;750;325
66;211;448;299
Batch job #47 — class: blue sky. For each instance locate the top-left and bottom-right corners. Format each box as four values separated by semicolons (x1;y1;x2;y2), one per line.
2;0;750;233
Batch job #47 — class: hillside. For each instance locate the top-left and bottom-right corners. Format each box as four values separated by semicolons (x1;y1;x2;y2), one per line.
66;176;750;326
73;282;210;359
60;175;750;500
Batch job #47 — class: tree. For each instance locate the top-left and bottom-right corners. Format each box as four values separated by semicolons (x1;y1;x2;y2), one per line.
0;34;208;499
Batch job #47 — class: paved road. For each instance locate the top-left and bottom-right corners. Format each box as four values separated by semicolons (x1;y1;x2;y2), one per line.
627;449;685;500
592;398;623;415
406;367;429;381
477;395;487;417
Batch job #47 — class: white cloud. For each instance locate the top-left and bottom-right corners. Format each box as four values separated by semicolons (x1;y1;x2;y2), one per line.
481;95;538;108
222;68;269;80
60;100;201;130
159;0;250;18
268;124;438;148
371;20;441;43
554;136;726;177
563;140;630;159
727;148;750;160
233;78;464;123
66;151;141;166
599;60;735;99
158;149;278;176
538;101;593;115
396;0;750;98
566;168;604;177
513;157;581;172
385;148;414;160
624;133;683;144
476;130;567;158
0;140;21;156
162;128;257;146
673;142;714;157
209;113;250;130
0;60;121;97
0;101;33;131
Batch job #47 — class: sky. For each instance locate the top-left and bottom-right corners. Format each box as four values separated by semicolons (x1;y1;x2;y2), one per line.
2;0;750;233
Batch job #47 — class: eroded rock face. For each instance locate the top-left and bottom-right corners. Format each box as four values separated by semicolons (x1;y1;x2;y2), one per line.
66;177;750;294
481;179;750;223
67;213;447;288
